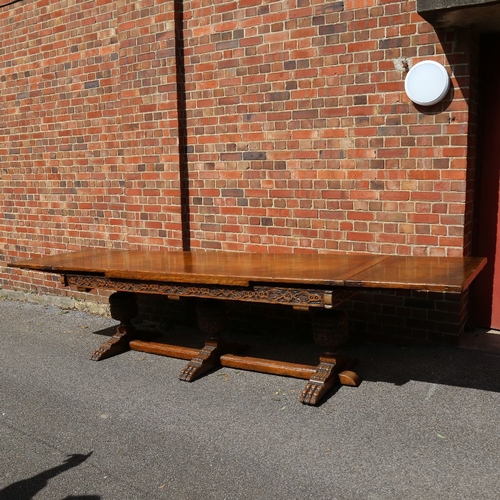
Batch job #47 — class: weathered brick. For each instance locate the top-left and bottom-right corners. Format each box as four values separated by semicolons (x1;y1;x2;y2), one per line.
0;0;478;343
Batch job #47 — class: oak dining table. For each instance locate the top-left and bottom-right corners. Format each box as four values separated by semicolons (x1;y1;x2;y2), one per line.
9;248;486;405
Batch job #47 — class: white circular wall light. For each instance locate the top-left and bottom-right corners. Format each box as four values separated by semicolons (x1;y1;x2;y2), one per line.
404;60;450;106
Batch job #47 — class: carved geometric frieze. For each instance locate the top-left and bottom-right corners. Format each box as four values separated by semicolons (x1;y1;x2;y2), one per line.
64;274;358;309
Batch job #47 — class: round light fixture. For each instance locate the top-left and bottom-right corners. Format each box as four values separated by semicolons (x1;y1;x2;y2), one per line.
404;60;450;106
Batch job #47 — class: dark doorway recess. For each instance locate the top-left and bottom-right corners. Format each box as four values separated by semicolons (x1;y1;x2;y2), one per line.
473;33;500;329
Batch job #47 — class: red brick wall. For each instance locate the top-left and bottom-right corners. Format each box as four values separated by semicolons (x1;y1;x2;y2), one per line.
183;0;475;255
0;0;183;296
0;0;479;341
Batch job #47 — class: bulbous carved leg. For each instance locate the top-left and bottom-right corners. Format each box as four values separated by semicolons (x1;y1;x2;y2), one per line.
312;309;350;355
91;292;139;361
195;299;228;336
300;309;361;405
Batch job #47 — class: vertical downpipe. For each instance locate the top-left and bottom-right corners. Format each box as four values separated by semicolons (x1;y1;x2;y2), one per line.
174;0;191;250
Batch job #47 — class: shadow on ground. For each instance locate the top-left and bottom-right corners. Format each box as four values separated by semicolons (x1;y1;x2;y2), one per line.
93;322;500;396
0;452;98;500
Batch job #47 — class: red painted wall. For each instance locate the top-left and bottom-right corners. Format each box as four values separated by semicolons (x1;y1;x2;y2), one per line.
473;34;500;329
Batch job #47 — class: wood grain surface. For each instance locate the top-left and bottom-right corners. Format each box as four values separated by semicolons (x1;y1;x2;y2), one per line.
9;248;486;293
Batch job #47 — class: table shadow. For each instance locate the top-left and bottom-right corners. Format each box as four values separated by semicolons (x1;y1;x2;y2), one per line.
92;320;500;398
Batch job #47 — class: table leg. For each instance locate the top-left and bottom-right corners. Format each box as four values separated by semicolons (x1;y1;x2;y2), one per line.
300;309;362;405
178;338;222;381
91;292;138;361
178;300;242;382
299;355;360;405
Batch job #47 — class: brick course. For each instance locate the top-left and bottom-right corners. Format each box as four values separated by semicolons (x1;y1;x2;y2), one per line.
0;0;479;342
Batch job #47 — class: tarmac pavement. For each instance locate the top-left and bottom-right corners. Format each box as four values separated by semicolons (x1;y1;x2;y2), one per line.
1;298;500;500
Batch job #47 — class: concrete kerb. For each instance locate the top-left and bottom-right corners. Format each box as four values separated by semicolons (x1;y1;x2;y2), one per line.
0;287;110;317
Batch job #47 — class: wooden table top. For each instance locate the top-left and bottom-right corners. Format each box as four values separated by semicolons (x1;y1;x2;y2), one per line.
9;248;486;293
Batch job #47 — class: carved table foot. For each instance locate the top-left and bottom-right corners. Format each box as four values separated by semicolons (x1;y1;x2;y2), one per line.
91;324;137;361
299;309;361;405
178;337;244;382
299;355;361;405
179;299;240;382
299;359;338;406
178;338;221;382
91;292;139;361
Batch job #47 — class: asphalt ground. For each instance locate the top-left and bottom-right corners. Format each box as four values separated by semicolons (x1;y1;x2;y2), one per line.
1;298;500;500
